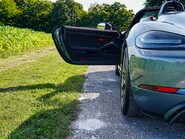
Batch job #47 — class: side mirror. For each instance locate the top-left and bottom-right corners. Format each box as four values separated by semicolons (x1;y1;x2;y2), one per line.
97;23;112;30
97;23;106;30
97;23;122;37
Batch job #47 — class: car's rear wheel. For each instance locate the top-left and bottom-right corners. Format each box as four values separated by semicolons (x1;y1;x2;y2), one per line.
120;55;139;117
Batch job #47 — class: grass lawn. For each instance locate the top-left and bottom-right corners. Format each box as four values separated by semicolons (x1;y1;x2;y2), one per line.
0;50;87;138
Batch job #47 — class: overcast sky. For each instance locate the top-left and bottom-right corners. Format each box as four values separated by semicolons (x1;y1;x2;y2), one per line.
51;0;146;13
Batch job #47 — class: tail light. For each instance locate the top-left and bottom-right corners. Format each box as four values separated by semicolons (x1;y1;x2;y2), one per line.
138;84;179;94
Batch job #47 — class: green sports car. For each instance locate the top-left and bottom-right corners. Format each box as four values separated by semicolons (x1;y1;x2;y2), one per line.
52;1;185;124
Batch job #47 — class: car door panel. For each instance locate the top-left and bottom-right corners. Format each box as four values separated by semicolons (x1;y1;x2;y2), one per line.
52;26;122;65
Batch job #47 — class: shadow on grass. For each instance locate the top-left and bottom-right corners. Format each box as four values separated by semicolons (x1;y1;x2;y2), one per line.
3;74;85;138
0;83;56;93
8;102;78;139
0;74;85;94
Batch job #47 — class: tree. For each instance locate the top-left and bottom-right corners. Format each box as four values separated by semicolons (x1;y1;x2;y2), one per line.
145;0;185;7
0;0;134;33
50;0;86;28
14;0;53;32
0;0;21;25
50;0;70;28
65;0;85;25
79;2;134;31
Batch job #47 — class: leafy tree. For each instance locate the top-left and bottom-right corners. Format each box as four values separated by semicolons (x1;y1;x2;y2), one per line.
65;0;84;25
0;0;134;32
108;2;134;30
145;0;185;7
50;0;70;29
51;0;85;26
0;0;21;25
79;2;134;31
14;0;53;32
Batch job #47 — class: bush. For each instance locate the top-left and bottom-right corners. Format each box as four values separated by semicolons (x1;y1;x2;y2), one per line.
0;25;54;58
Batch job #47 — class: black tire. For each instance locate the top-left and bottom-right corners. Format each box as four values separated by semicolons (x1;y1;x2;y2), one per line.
120;55;139;117
115;65;120;76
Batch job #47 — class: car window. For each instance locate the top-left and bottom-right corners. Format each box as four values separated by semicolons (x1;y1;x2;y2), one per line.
140;10;159;22
142;11;159;18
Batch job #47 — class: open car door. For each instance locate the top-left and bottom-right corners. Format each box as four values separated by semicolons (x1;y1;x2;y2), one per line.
52;26;122;65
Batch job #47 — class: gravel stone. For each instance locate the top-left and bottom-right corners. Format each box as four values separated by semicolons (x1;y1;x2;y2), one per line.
68;66;185;139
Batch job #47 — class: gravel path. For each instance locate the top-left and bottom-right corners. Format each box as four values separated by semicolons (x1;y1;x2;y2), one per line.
68;66;185;139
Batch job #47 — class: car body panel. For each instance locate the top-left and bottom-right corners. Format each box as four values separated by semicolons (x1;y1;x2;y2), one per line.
128;45;185;88
125;12;185;122
127;13;185;46
132;86;185;117
158;12;185;30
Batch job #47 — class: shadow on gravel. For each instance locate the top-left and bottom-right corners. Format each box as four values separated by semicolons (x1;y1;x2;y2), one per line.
121;116;185;138
69;68;185;139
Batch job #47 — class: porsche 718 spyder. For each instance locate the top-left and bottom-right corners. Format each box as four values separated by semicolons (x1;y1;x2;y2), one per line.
52;1;185;124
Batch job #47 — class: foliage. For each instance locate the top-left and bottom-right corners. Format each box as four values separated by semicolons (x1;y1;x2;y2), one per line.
0;0;134;32
145;0;185;7
0;0;21;26
0;0;86;32
65;0;85;25
0;52;87;138
78;2;134;31
51;0;86;28
18;0;54;32
0;25;53;58
50;0;70;28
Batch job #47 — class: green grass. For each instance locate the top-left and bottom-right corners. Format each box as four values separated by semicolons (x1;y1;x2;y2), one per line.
0;52;87;138
0;25;54;58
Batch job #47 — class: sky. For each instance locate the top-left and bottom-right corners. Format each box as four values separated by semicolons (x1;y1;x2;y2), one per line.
51;0;146;13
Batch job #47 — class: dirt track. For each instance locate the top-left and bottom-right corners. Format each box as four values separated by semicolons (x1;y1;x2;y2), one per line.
0;47;55;73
